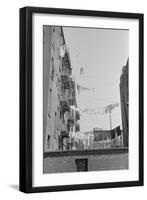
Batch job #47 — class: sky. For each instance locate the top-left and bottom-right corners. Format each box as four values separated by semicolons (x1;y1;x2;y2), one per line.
63;27;129;132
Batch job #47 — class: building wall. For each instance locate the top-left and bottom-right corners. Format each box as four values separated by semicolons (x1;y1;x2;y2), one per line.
120;59;129;147
43;26;79;152
43;26;53;152
43;149;128;173
43;26;65;151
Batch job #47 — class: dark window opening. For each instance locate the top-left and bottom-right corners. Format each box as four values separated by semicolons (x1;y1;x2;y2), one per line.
50;57;54;81
75;159;88;172
47;135;50;148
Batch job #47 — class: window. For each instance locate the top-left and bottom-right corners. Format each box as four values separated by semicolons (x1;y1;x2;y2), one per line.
48;88;52;119
47;135;50;149
75;159;88;172
50;57;54;81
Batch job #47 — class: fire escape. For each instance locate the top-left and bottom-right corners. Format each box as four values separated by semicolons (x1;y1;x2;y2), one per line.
59;49;73;150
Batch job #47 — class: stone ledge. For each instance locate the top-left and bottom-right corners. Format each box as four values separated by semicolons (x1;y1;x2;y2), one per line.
44;147;128;158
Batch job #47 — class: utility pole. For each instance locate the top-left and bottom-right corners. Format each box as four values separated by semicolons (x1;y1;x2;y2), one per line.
109;112;112;130
105;103;119;130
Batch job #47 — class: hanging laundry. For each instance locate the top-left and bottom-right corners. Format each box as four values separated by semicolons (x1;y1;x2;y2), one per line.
116;126;121;136
59;44;66;58
111;129;115;139
80;107;104;115
77;84;94;94
80;67;84;75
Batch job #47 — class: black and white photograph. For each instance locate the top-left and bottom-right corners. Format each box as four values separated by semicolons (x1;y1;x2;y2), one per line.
43;25;129;173
19;7;143;193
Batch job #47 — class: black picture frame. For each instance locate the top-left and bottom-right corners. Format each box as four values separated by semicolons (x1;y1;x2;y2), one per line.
19;6;144;193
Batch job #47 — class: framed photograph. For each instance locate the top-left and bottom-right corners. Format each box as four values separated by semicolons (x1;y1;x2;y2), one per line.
19;7;144;193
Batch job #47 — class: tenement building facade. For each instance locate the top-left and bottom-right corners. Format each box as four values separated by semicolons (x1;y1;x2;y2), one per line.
43;26;80;152
120;59;129;147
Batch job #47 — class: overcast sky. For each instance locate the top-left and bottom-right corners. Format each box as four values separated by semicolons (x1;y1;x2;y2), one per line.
63;27;129;131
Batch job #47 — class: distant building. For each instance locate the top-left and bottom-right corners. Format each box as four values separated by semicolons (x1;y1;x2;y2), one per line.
120;59;129;147
43;26;79;152
93;127;103;131
93;129;112;149
93;128;111;141
93;127;123;149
